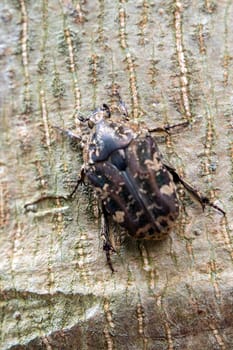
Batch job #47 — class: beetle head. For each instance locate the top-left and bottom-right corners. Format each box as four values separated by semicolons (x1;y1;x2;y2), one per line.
78;104;111;129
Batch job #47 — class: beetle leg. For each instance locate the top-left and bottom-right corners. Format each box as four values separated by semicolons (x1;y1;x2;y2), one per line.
110;90;129;118
165;164;225;215
149;121;189;134
69;168;86;198
101;205;115;273
118;97;129;118
53;125;82;141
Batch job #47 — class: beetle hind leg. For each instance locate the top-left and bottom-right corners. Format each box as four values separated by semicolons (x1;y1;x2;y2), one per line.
69;168;86;198
101;205;116;273
165;164;225;215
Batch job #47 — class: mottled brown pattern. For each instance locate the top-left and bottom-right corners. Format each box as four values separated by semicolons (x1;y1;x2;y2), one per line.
86;115;179;240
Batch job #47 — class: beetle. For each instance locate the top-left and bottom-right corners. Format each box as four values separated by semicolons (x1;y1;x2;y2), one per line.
59;101;225;272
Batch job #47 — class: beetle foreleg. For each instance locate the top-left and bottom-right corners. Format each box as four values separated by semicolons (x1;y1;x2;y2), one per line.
53;125;82;141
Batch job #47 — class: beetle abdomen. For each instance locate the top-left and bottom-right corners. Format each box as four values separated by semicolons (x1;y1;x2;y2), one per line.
86;135;179;240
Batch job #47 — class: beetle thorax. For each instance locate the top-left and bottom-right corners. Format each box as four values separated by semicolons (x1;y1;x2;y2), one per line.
88;119;134;163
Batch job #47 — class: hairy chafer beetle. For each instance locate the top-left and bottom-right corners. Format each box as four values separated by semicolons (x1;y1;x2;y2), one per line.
55;101;225;272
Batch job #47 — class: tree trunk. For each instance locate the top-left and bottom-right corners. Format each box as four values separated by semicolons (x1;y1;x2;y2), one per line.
0;1;232;349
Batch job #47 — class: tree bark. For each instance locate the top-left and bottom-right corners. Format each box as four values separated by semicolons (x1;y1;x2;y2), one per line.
0;1;232;349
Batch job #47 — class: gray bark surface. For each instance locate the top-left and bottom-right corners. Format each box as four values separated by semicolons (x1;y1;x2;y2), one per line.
0;1;232;349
